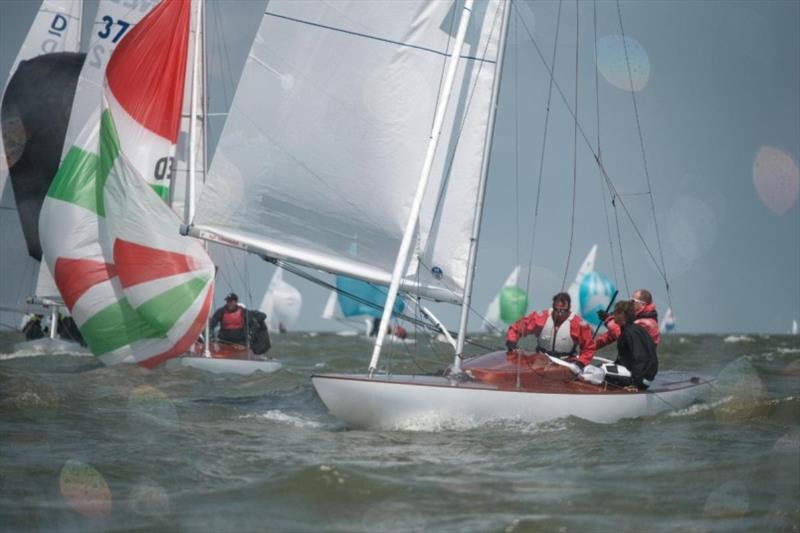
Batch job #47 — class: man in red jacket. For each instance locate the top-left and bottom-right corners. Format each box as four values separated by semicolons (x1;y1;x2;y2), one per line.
505;292;597;375
596;288;660;349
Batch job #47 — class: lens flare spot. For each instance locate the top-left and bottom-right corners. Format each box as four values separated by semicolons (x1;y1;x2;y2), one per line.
752;146;800;215
666;196;718;266
712;357;768;423
129;480;170;516
59;460;112;518
126;385;178;427
596;35;650;92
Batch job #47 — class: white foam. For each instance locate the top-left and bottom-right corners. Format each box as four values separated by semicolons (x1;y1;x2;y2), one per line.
723;335;755;343
248;409;324;429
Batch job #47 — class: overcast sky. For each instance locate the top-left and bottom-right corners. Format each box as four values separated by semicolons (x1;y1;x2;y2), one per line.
1;0;798;334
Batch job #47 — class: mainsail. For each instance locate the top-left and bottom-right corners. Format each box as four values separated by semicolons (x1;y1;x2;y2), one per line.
259;267;302;332
39;0;214;367
0;0;82;327
191;0;507;305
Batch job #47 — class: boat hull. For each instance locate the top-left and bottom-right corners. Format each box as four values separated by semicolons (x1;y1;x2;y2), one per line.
169;341;282;375
312;352;712;428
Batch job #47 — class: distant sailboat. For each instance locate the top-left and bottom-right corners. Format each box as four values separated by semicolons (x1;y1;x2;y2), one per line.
1;0;83;347
483;266;527;335
661;307;676;333
792;319;798;336
260;267;302;333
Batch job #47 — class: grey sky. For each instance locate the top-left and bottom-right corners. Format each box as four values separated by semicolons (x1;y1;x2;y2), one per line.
1;0;798;334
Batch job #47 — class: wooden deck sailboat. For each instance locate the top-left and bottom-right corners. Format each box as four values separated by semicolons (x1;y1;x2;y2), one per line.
181;0;710;426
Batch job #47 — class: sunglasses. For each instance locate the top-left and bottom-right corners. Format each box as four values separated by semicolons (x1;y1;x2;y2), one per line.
552;308;569;314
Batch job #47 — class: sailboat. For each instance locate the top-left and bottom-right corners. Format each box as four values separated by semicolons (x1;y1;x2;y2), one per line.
661;307;676;334
180;0;711;427
482;266;527;334
791;319;798;336
0;0;85;351
321;275;412;343
259;267;302;333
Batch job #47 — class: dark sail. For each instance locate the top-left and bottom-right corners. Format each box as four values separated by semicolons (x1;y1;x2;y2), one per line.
1;51;85;261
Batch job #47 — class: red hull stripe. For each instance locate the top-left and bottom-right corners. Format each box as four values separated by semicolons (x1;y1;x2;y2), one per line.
54;258;117;311
113;239;203;288
106;0;190;142
138;283;214;369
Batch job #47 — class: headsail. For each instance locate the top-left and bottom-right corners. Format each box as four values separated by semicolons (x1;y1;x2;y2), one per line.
567;244;597;306
39;0;214;367
483;266;527;334
191;0;507;304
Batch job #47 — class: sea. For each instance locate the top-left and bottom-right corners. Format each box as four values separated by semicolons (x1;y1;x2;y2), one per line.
1;332;798;532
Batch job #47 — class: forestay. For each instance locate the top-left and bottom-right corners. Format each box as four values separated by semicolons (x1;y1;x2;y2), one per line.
192;0;507;304
39;0;214;367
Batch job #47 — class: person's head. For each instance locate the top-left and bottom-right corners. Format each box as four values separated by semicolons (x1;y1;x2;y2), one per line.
613;300;636;326
631;289;652;313
551;292;571;324
224;293;239;311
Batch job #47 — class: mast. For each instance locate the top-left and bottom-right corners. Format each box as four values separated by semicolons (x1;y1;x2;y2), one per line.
185;0;210;357
368;0;475;374
452;0;512;371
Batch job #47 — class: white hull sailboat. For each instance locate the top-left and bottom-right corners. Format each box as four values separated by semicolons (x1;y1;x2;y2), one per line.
313;366;711;429
180;0;710;425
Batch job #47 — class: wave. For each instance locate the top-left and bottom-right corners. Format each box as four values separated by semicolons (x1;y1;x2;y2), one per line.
723;335;755;343
243;409;325;429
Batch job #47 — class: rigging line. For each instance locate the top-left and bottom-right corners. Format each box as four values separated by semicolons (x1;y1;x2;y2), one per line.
615;0;671;302
515;10;669;282
560;0;580;291
523;0;563;297
594;0;619;286
612;194;631;295
514;11;520;274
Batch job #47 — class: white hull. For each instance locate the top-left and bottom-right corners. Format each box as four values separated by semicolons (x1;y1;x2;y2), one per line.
169;356;282;375
312;372;712;429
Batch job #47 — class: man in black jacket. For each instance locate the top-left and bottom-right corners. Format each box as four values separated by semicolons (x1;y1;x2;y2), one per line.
209;293;271;354
606;300;658;390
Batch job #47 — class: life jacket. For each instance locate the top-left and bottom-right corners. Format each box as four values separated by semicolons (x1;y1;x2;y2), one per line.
536;310;578;357
221;307;245;332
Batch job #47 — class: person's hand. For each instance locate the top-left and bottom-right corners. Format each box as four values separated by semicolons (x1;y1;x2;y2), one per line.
597;310;609;322
505;340;517;352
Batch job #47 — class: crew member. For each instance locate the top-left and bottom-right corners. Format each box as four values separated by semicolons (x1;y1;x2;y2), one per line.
505;292;596;375
605;300;658;390
596;288;660;349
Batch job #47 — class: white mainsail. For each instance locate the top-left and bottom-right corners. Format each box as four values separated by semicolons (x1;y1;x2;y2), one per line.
0;0;83;328
191;0;507;305
567;244;597;306
259;267;302;332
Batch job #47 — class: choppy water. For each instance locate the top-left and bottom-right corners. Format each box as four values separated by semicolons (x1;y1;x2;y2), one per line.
1;332;798;532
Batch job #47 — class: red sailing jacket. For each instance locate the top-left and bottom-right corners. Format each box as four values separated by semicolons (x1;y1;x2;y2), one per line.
506;310;597;367
596;302;660;349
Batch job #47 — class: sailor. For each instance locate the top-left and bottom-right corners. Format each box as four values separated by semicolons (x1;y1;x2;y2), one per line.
596;288;660;349
22;314;45;341
604;300;658;390
209;293;270;354
505;292;596;375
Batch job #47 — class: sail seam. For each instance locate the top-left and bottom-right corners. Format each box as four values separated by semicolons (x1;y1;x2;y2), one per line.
264;11;496;64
